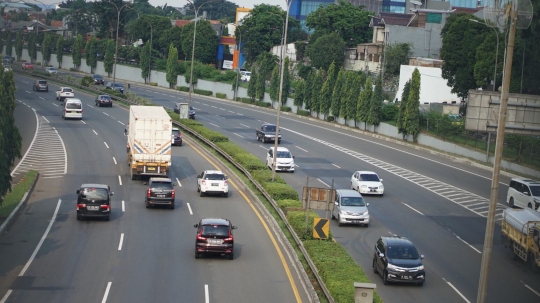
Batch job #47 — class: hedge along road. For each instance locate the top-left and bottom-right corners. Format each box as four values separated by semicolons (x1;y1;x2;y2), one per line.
122;83;540;303
0;74;312;303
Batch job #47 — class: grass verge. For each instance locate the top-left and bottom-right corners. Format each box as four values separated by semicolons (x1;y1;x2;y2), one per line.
0;171;38;223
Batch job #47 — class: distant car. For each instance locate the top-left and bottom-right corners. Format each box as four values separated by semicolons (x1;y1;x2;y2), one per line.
33;80;48;92
56;87;74;101
189;106;195;119
172;127;182;146
331;189;370;227
447;113;464;125
173;103;196;119
92;74;104;85
3;55;14;63
350;171;384;196
144;177;176;209
4;65;12;72
266;146;295;173
45;67;58;75
76;184;114;221
105;82;124;94
240;71;251;82
373;236;425;286
194;217;237;260
22;62;34;70
95;94;113;107
197;170;229;197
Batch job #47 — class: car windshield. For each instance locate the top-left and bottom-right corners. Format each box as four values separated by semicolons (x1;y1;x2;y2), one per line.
80;188;108;200
63;88;73;93
205;174;225;181
66;103;81;109
277;151;292;158
245;72;251;76
151;182;172;190
341;197;365;207
113;83;122;87
387;245;420;259
530;186;540;196
360;174;380;182
264;125;277;132
99;95;111;100
201;225;229;237
190;106;194;110
93;75;102;79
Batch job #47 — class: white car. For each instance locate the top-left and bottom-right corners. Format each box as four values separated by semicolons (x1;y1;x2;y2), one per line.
351;171;384;196
240;71;251;82
266;147;295;172
197;170;229;197
45;67;58;75
56;87;74;101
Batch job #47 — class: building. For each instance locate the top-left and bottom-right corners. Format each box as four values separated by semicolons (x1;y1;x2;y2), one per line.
290;0;334;31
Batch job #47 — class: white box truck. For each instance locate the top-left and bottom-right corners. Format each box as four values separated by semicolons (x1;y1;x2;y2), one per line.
126;106;172;180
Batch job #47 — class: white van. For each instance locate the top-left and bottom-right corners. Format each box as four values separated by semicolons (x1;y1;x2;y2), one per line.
62;98;83;120
266;147;295;172
507;178;540;211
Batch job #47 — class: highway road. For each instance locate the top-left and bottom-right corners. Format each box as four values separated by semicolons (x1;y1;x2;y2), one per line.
119;81;540;303
0;74;313;303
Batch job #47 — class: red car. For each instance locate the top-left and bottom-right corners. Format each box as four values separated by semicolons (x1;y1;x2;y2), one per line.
22;62;34;70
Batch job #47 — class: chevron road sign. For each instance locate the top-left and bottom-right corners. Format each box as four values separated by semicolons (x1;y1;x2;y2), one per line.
313;218;329;239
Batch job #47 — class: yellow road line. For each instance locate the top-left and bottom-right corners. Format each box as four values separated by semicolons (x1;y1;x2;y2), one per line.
188;141;302;303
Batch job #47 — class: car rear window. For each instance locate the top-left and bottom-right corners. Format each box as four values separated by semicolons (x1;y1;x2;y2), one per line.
100;95;111;100
387;245;420;259
151;181;173;190
66;103;82;109
63;88;73;93
360;174;380;182
201;225;229;236
38;80;47;84
204;174;225;180
172;130;180;136
80;188;108;200
341;197;365;207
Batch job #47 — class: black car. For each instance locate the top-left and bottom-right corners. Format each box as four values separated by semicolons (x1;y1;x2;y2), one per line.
373;236;425;286
173;103;196;119
105;82;124;94
95;94;113;107
92;74;105;85
172;127;182;146
194;218;237;260
76;184;114;221
144;177;176;209
3;55;14;63
33;80;48;92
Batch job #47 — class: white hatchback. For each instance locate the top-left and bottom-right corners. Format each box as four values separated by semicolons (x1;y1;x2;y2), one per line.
351;171;384;196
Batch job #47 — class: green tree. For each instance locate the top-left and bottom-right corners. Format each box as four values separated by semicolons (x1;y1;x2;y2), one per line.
166;43;179;88
304;70;316;112
343;73;360;125
41;33;53;66
383;42;412;77
319;61;337;119
15;30;23;61
311;68;323;115
368;75;384;128
139;41;151;82
281;57;291;105
126;15;172;52
294;79;306;108
0;64;22;206
181;20;219;65
357;77;372;129
28;33;37;63
269;65;279;102
404;68;421;142
182;0;238;23
85;36;98;73
6;32;13;57
104;39;115;77
396;80;411;138
308;33;345;71
330;67;345;118
247;69;258;101
473;30;504;90
72;34;84;70
159;26;183;58
0;32;4;54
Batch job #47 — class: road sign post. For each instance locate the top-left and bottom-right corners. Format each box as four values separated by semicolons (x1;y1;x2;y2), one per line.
313;218;329;239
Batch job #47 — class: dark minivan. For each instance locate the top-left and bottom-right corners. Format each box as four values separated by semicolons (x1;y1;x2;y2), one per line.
194;218;237;260
144;177;176;209
373;236;425;286
76;184;114;221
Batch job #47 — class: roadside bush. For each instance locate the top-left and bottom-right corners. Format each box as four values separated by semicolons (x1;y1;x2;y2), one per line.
214;70;237;82
286;210;319;240
276;199;302;211
235;97;241;101
177;86;189;92
190;126;228;142
263;182;299;200
254;101;271;108
381;103;399;122
297;109;310;116
251;169;286;185
179;119;204;127
149;82;158;86
103;89;127;99
216;92;226;99
216;141;245;155
281;106;291;112
200;64;218;79
80;76;93;87
69;67;76;71
236;154;267;171
194;89;212;96
241;98;252;104
326;116;335;122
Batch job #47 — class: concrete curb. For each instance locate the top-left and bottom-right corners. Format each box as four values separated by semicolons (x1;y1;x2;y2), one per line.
0;172;40;234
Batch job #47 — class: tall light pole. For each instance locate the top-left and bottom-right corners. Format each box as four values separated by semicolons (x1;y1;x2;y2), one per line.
233;26;242;101
131;8;153;83
106;0;133;86
187;0;216;108
271;0;293;182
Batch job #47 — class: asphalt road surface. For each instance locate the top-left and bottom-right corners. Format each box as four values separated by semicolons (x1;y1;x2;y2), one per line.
0;74;312;303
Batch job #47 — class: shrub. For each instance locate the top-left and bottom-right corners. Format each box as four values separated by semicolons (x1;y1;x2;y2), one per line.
178;119;204;127
263;182;299;200
281;106;291;112
286;210;320;240
149;82;158;86
297;109;310;116
103;89;126;99
251;169;286;185
177;86;189;92
254;101;271;108
235;154;267;171
190;126;228;142
216;141;245;155
381;103;399;122
216;92;226;99
276;199;302;211
235;97;241;101
80;75;93;87
155;59;167;70
194;89;212;96
69;67;76;71
326;116;335;122
241;98;252;104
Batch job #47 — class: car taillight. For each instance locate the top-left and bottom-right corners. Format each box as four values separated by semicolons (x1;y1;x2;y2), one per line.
197;233;207;243
223;231;233;243
202;180;206;185
100;205;110;210
147;188;151;197
171;189;175;198
76;203;86;210
224;180;228;186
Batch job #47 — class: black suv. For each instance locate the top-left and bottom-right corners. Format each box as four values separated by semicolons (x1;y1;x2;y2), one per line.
95;94;113;107
194;218;237;260
76;184;114;221
373;236;425;286
105;82;124;94
144;177;176;209
92;74;104;85
33;80;48;92
172;128;182;146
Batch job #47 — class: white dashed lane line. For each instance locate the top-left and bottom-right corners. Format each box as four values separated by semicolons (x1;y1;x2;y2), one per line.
209;123;220;128
317;178;330;187
118;121;125;125
113;157;117;165
122;200;125;212
187;203;193;215
239;123;250;128
233;133;244;138
93;130;98;135
295;146;308;153
402;203;424;215
101;282;112;303
104;142;110;149
118;233;124;250
81;120;86;124
118;175;122;186
175;178;182;187
443;278;471;303
332;164;341;169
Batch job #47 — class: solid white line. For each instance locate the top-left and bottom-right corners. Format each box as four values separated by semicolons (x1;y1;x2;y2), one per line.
402;203;424;215
122;200;125;212
81;120;86;124
454;234;482;254
187;203;193;215
19;199;62;276
317;178;330;187
239;123;250;128
104;142;109;149
332;164;341;169
209;123;219;128
118;175;122;186
113;157;117;165
101;282;112;303
176;177;182;187
233;133;244;138
11;109;39;176
444;279;471;303
42;116;50;123
55;129;68;174
523;283;540;297
295;146;308;152
205;284;209;303
0;289;13;303
118;233;124;250
93;130;98;135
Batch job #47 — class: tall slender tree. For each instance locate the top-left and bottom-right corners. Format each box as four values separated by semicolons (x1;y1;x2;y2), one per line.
28;33;37;63
294;80;306;108
247;69;258;101
269;65;279;103
6;32;13;56
343;73;360;125
311;68;324;116
320;62;337;119
41;33;52;66
72;34;84;70
104;39;115;77
85;36;98;74
367;75;383;128
56;36;64;68
304;70;315;112
357;77;372;130
330;67;345;118
15;30;23;61
166;43;179;88
396;79;411;139
281;57;291;105
404;68;421;142
139;41;151;82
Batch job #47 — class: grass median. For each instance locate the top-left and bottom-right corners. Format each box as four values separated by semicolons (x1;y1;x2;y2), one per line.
0;170;38;224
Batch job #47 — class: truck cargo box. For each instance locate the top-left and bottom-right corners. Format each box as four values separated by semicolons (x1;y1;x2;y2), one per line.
503;208;540;234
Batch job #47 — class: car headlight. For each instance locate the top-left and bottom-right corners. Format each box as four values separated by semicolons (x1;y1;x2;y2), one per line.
362;211;369;216
415;265;424;271
340;210;348;215
379;185;384;190
387;263;403;271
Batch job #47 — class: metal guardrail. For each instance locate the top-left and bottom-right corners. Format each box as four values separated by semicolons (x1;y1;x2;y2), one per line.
14;67;334;302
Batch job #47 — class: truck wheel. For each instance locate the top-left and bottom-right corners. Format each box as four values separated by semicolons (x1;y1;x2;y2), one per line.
256;134;259;141
509;242;518;260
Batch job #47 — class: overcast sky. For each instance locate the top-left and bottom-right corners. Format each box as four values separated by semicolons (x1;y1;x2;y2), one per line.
149;0;287;10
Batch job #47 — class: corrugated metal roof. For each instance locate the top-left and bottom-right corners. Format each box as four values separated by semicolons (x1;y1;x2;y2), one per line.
130;106;170;120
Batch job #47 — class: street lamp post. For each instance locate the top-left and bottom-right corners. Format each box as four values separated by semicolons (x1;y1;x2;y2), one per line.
271;0;293;181
106;0;133;86
187;0;216;108
233;26;242;101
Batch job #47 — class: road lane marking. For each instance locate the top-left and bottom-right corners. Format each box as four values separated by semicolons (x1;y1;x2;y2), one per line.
233;133;244;138
122;200;125;212
402;203;424;215
0;290;13;303
81;120;86;124
104;142;109;148
239;123;250;128
523;283;540;297
209;123;220;128
53;103;59;107
454;234;481;254
25;90;31;93
39;96;45;100
187;203;193;215
103;112;110;116
42;116;50;123
93;130;98;135
332;164;341;169
205;285;209;303
101;282;112;303
113;157;117;165
317;178;329;187
259;145;267;149
118;233;124;250
118;175;122;186
11;107;39;177
443;278;471;303
175;177;182;187
295;146;308;152
118;121;125;125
